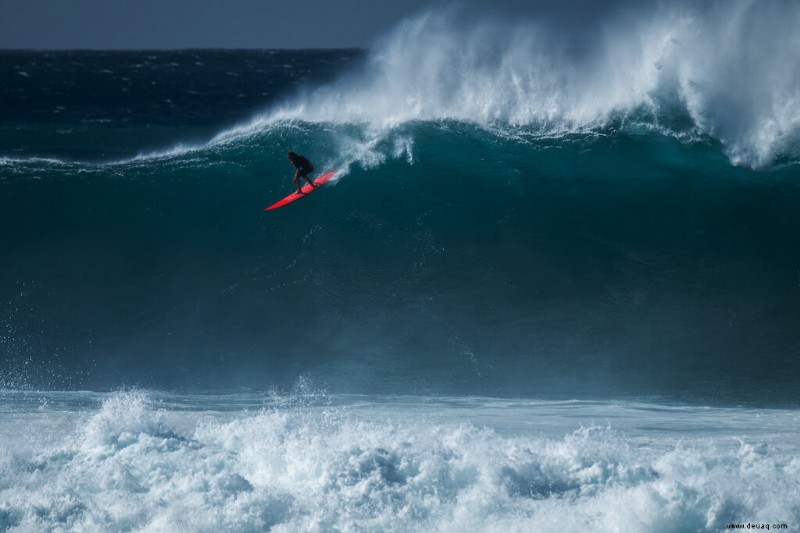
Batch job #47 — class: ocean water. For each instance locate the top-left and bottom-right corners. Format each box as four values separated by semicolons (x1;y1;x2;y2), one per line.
2;1;800;531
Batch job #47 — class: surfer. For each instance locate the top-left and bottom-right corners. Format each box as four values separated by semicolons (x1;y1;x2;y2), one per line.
287;151;316;194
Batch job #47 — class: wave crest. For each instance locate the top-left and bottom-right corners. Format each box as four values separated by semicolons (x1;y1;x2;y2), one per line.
242;0;799;168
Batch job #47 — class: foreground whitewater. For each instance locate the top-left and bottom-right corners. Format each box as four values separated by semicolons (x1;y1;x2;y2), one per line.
0;389;797;532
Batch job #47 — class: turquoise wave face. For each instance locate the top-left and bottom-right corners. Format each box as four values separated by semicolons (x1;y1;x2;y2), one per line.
2;19;800;402
2;121;799;404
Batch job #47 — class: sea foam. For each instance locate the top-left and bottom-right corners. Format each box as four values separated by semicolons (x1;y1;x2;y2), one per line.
0;391;797;532
226;0;800;168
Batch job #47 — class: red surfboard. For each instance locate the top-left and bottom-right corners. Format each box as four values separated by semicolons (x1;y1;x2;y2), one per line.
264;171;335;211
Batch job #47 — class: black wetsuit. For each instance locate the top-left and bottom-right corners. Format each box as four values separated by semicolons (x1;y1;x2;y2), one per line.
292;154;314;177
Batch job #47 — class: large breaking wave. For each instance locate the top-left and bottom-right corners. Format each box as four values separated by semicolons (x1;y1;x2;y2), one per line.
2;2;800;403
221;0;800;169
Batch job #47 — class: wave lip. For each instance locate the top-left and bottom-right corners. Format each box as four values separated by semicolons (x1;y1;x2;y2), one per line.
220;0;799;169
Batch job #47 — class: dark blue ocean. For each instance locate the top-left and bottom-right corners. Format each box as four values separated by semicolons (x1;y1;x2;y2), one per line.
1;3;799;531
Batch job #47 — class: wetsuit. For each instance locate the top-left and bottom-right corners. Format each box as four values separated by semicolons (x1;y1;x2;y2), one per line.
290;153;315;192
292;154;314;178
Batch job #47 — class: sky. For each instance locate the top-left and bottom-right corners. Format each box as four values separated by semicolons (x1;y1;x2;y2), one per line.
0;0;623;50
0;0;439;49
